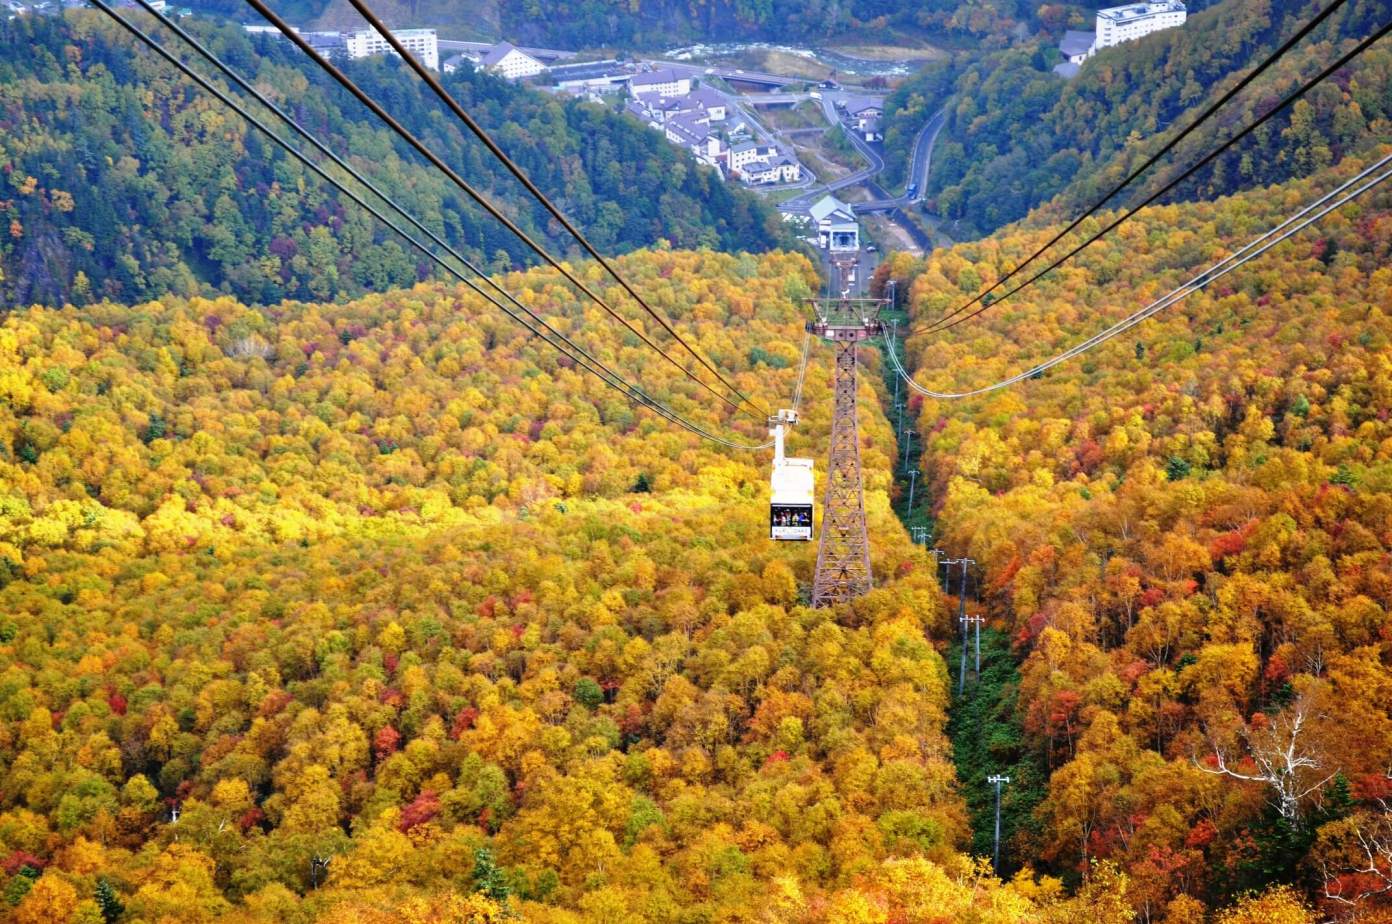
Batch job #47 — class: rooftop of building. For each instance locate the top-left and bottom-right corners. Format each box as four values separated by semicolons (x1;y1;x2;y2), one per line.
1060;29;1096;56
630;68;685;88
481;41;538;67
810;194;855;223
840;96;884;115
548;60;632;81
1097;0;1186;22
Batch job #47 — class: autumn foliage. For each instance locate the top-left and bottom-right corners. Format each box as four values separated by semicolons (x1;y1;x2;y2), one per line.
881;150;1392;920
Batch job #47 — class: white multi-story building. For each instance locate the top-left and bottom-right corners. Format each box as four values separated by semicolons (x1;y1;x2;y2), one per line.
1094;1;1186;50
480;42;547;80
729;141;777;173
343;26;439;70
630;68;693;99
741;155;800;186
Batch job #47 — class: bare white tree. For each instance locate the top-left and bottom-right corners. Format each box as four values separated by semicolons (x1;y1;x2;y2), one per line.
1322;771;1392;910
1198;692;1333;822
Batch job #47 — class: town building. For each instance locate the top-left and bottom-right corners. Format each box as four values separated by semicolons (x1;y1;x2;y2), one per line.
741;155;800;186
480;41;546;80
1059;29;1096;65
251;25;440;70
729;141;777;173
630;68;693;99
685;88;727;122
1094;1;1186;50
550;60;636;94
842;98;883;125
302;30;348;57
810;195;859;251
343;26;439;71
839;98;885;141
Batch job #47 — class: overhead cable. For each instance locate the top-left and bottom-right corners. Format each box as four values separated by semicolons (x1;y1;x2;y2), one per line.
241;0;764;419
888;150;1392;398
341;0;766;419
913;18;1392;335
89;0;774;451
926;0;1351;331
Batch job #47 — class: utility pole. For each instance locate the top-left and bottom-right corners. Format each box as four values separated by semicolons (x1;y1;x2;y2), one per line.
964;614;985;674
906;469;917;518
955;558;974;694
310;856;331;889
809;271;885;608
936;552;954;591
957;557;974;623
988;774;1010;874
958;614;969;696
890;318;900;411
901;428;914;471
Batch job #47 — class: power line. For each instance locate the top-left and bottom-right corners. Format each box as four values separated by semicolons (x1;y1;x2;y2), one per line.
925;0;1350;332
886;149;1392;398
240;0;764;420
341;0;766;419
913;18;1391;336
89;0;774;451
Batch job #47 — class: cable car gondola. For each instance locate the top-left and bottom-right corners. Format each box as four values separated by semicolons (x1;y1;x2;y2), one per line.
769;410;814;541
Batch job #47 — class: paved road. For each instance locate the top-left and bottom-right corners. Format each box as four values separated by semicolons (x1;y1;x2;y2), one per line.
777;92;887;212
854;108;947;213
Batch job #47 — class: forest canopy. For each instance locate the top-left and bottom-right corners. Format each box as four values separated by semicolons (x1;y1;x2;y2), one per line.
875;147;1392;922
883;0;1392;237
0;12;790;308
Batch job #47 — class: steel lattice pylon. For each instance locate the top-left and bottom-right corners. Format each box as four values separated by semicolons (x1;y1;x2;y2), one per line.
811;338;873;606
807;280;884;608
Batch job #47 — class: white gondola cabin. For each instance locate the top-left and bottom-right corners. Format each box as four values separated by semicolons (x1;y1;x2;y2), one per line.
769;410;814;541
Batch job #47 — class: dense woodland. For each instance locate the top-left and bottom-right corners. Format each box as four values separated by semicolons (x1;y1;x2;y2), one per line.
298;0;1040;50
0;13;788;308
1;216;1382;920
0;250;972;922
876;148;1392;921
883;0;1392;237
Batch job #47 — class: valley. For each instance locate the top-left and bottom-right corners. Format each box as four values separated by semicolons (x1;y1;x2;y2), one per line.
1;0;1391;921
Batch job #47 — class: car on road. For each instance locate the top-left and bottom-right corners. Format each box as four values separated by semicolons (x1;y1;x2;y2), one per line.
906;182;918;197
865;244;877;252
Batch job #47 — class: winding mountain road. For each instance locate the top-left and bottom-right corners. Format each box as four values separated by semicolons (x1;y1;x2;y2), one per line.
779;101;945;215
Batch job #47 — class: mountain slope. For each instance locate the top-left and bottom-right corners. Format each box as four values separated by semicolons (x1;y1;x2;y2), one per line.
883;0;1392;236
0;13;788;308
879;149;1392;918
298;0;1037;48
0;249;981;921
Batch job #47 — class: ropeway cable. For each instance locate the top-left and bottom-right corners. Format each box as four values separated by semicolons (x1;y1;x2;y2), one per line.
239;0;764;421
887;151;1392;399
791;331;812;416
913;18;1392;336
340;0;767;419
924;0;1351;331
88;0;774;451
